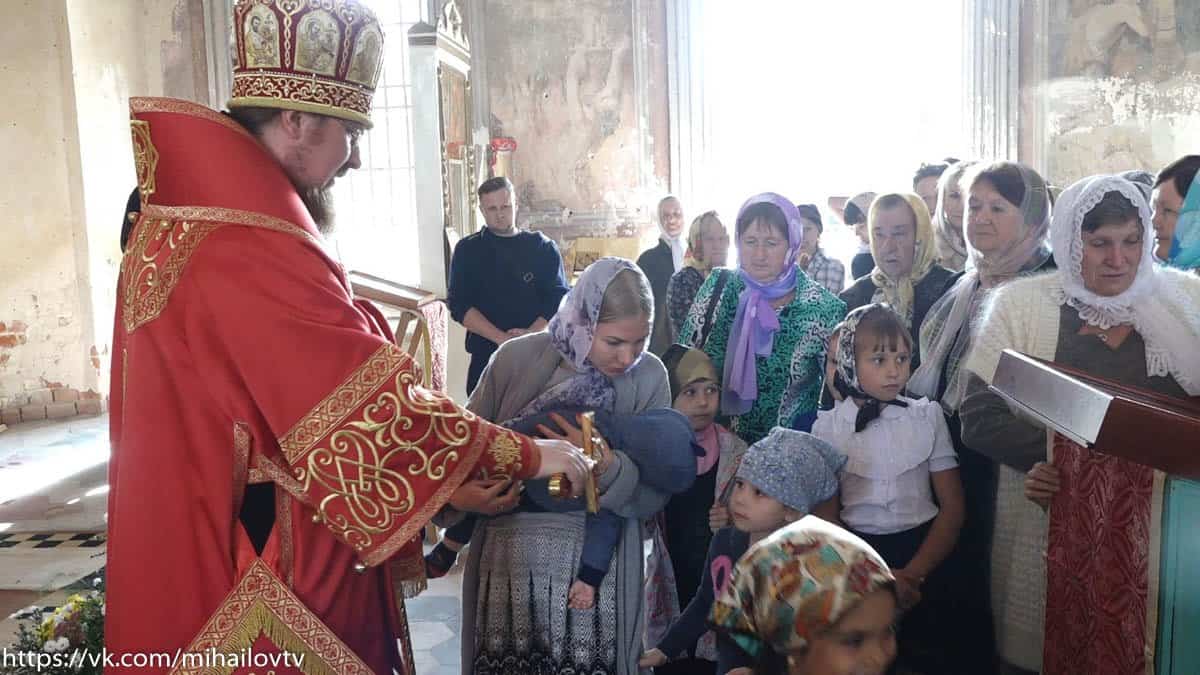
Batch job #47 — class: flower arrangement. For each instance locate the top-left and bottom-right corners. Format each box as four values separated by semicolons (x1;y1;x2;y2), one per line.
6;577;104;675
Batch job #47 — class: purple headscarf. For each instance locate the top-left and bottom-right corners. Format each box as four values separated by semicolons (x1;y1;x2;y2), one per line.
723;193;805;415
516;257;649;419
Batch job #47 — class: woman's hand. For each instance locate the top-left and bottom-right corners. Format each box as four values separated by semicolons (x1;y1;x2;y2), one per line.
532;439;594;498
537;413;614;475
708;504;730;531
448;479;522;516
638;649;667;668
1025;461;1061;510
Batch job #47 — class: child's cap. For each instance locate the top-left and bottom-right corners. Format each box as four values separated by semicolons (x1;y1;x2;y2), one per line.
735;428;846;513
662;343;719;400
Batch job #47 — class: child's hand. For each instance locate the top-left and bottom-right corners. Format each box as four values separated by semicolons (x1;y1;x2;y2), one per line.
727;669;754;675
638;648;667;668
708;504;730;531
892;568;924;610
568;579;596;609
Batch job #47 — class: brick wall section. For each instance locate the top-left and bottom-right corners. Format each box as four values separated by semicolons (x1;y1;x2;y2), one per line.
0;320;108;426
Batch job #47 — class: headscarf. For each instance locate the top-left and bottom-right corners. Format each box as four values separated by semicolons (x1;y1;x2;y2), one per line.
521;257;650;417
1168;170;1200;270
867;193;938;323
1049;174;1200;395
932;161;974;272
658;195;686;272
662;343;723;474
909;161;1052;409
832;304;910;432
723;193;805;416
735;428;845;514
683;210;726;274
710;516;895;663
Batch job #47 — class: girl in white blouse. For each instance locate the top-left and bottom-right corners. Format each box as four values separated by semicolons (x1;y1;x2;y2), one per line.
812;303;964;675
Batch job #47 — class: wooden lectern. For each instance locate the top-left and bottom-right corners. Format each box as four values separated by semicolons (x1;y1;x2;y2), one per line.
990;350;1200;675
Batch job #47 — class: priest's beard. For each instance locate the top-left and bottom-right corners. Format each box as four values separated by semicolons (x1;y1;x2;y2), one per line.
299;185;337;235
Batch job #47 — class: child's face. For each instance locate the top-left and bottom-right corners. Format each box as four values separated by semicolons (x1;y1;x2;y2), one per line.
674;379;720;431
853;334;910;402
788;589;898;675
729;478;794;534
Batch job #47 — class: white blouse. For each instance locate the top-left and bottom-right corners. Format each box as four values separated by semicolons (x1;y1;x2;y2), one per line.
812;395;958;535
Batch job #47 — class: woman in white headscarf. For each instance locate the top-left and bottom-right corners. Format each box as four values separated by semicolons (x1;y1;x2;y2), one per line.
639;195;687;355
931;161;975;272
958;173;1200;674
907;160;1053;674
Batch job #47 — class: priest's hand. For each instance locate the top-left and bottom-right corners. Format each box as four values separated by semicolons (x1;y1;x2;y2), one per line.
532;438;593;498
449;479;523;516
1025;461;1060;510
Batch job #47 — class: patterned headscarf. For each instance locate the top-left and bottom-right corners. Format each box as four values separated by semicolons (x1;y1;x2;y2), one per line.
724;193;805;416
521;258;650;417
683;210;727;274
932;161;974;272
735;428;846;514
867;193;938;323
832;304;910;432
710;516;895;661
1049;174;1200;395
908;161;1052;410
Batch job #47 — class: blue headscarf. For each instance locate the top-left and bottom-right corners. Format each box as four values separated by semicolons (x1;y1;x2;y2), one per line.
1168;171;1200;270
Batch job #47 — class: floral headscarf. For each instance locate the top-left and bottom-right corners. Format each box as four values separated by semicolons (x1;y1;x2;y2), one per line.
1050;174;1200;395
710;516;895;662
832;304;910;432
867;193;938;323
723;193;805;416
520;258;651;417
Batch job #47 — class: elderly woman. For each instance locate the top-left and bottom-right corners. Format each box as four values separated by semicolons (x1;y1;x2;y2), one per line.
839;193;955;370
710;516;898;675
680;193;846;443
931;161;975;272
461;258;690;675
666;211;731;342
907;160;1053;674
639;195;687;355
958;174;1200;675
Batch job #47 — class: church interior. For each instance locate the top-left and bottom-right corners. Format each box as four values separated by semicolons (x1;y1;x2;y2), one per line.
1;0;1198;673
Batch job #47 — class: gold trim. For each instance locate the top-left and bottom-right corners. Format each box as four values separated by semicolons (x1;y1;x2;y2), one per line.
276;485;296;589
140;204;318;246
129;120;158;204
228;94;372;128
232;423;251;518
129;97;253;140
168;559;371;675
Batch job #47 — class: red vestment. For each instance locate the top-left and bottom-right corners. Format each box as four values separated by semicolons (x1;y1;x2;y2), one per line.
106;97;539;674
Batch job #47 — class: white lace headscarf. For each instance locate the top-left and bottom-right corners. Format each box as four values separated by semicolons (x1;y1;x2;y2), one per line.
1051;174;1200;395
909;162;1052;409
932;161;975;272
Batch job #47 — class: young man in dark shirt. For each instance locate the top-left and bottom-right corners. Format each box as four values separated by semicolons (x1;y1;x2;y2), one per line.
447;176;569;393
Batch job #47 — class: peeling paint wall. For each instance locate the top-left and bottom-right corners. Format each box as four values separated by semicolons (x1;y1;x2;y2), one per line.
0;0;211;409
1021;0;1200;183
481;0;670;246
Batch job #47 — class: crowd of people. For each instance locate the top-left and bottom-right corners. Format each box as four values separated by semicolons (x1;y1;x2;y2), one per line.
445;155;1200;675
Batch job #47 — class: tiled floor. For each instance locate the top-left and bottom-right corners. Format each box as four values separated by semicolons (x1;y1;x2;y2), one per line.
0;414;468;674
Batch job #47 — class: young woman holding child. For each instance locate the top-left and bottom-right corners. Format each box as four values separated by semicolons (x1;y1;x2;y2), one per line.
813;303;964;675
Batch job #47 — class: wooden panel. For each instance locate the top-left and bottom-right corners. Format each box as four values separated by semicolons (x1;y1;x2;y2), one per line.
1157;478;1200;675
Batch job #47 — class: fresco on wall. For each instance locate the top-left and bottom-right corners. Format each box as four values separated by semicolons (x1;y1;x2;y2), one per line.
1037;0;1200;183
484;0;667;239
